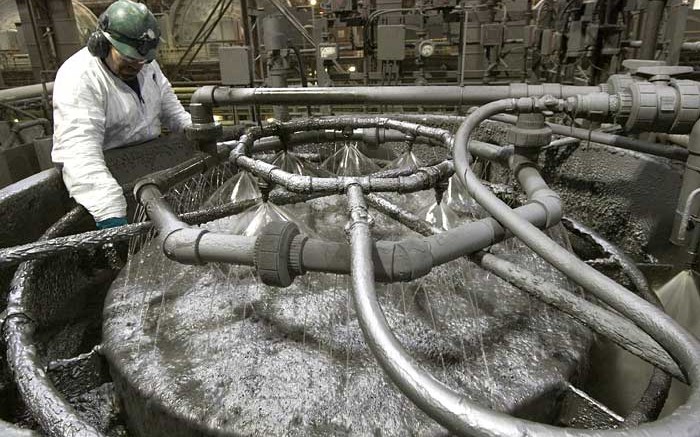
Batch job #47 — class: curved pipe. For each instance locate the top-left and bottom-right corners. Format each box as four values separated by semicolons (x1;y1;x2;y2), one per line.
364;190;682;384
451;98;700;436
191;84;603;107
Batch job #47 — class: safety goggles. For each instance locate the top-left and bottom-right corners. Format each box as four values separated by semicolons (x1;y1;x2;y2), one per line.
114;48;152;65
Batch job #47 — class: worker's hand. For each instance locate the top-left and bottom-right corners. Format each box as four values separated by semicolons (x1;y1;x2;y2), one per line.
94;217;128;269
96;217;128;229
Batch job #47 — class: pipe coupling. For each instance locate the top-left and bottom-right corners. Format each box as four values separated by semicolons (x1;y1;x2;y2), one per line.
186;103;223;155
162;228;209;265
506;113;552;148
529;192;563;228
375;239;433;282
255;221;301;287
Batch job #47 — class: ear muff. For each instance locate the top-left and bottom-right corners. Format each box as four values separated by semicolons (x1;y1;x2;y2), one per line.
87;14;110;58
87;30;110;58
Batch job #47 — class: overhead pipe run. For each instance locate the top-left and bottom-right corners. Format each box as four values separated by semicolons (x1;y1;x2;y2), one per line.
190;84;604;107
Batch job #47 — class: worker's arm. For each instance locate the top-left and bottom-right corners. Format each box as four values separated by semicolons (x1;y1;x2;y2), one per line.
153;62;192;133
51;74;127;224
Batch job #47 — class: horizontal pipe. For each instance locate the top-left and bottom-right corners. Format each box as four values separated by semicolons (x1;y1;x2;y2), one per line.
0;82;54;103
386;113;688;161
192;84;603;107
196;232;255;265
493;114;689;161
475;252;683;381
299;202;552;281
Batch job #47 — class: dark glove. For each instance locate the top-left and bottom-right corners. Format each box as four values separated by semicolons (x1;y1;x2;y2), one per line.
96;217;128;229
95;217;128;269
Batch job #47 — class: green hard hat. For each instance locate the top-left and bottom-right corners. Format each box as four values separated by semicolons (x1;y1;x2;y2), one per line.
99;0;161;61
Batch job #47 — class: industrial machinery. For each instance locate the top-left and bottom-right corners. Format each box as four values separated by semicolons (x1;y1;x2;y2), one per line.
3;0;700;436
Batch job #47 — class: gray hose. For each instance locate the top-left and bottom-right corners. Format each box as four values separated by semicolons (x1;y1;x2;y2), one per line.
366;190;682;383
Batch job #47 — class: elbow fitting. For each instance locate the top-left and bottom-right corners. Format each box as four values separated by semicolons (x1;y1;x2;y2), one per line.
529;191;563;228
162;227;209;265
186;103;223;156
567;92;617;120
375;238;433;282
190;86;217;105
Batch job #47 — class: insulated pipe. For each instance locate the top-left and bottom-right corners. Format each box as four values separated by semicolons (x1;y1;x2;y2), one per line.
672;120;700;244
0;82;54;103
452;97;700;436
191;84;603;107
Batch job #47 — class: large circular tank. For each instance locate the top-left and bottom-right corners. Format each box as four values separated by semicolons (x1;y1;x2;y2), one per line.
102;161;592;436
0;0;98;48
166;0;242;49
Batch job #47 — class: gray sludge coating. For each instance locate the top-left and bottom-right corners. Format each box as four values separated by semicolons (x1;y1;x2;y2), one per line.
103;188;591;437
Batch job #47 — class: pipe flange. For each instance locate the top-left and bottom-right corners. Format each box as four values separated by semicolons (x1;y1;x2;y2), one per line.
506;113;552;148
616;90;633;125
670;80;700;134
626;82;659;132
289;234;309;276
254;221;300;287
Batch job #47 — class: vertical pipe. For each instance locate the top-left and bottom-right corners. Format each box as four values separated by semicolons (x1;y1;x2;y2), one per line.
262;15;290;121
665;0;690;65
239;0;256;120
672;120;700;244
25;0;51;122
638;0;665;59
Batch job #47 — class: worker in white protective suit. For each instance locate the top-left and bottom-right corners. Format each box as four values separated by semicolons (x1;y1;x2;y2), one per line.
52;0;191;229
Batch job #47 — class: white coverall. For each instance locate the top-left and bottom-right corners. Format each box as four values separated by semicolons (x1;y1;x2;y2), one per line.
52;47;192;222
